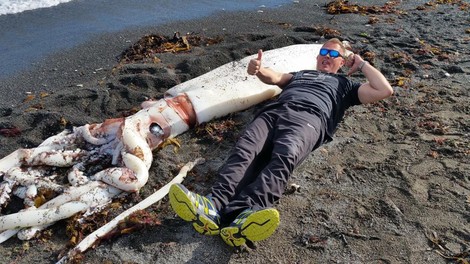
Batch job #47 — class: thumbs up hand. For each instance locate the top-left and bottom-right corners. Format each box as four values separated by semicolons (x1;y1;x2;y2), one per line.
247;49;263;75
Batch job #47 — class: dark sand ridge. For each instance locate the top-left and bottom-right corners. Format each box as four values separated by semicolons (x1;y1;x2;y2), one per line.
0;1;469;263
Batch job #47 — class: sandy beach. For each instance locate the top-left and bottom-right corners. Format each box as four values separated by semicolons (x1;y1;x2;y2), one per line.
1;1;469;263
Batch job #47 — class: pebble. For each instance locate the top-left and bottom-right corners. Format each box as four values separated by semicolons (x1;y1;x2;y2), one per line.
445;65;465;74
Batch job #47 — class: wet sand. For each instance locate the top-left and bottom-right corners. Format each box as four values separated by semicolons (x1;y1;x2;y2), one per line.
1;1;469;263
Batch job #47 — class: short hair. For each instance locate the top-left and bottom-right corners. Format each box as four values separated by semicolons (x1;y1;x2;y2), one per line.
323;38;346;55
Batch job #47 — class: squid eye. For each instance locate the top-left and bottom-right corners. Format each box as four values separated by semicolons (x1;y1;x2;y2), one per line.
149;123;164;136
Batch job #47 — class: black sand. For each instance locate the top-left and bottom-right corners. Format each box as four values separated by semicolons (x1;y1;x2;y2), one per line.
1;1;469;263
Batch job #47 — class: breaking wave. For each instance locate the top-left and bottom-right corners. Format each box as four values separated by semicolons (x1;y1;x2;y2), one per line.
0;0;74;15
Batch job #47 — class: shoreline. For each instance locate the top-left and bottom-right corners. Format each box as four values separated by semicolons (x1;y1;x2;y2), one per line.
0;0;294;77
1;1;469;263
0;1;310;109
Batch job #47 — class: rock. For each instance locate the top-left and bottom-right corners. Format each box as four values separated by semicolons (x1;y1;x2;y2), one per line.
444;65;465;74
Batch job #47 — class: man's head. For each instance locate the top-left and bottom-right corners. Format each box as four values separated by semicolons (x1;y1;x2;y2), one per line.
316;38;347;74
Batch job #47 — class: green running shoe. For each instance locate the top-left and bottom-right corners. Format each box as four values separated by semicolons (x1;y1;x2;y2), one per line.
220;208;280;247
169;183;220;235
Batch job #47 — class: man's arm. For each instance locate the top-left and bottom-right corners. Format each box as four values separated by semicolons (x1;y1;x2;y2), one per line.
347;54;394;104
247;50;293;88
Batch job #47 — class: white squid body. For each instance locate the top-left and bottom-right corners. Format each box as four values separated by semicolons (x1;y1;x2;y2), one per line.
0;44;322;241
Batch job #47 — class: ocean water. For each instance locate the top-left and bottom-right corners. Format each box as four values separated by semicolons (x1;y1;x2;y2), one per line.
0;0;294;77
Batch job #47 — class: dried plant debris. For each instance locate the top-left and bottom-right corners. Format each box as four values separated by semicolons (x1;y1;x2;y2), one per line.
326;0;469;16
426;231;470;264
326;0;402;15
195;119;239;143
119;32;224;64
294;26;342;39
65;200;160;247
417;0;470;11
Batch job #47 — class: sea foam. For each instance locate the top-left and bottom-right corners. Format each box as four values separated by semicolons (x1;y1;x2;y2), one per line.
0;0;74;15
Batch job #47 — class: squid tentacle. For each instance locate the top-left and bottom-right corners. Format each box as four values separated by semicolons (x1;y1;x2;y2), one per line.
0;181;121;236
0;44;323;246
0;201;89;232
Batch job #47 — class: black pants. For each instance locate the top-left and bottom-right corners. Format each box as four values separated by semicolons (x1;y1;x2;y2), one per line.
210;104;324;225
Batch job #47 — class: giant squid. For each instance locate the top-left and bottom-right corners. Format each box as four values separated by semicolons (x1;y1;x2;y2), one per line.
0;44;323;244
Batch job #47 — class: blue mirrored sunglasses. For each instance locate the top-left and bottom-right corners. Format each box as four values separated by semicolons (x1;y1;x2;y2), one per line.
319;48;342;58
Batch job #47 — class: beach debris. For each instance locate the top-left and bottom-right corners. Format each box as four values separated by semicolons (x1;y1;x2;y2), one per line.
18;91;53;112
57;158;204;264
158;138;181;153
195;118;238;142
417;0;470;11
23;94;35;102
361;51;376;63
119;32;224;64
294;26;341;39
426;231;470;263
392;77;411;88
418;119;450;135
284;183;301;195
315;26;342;38
368;16;379;24
325;0;401;15
0;127;21;137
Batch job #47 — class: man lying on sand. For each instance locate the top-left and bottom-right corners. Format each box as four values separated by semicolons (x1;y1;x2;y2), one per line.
168;38;393;247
